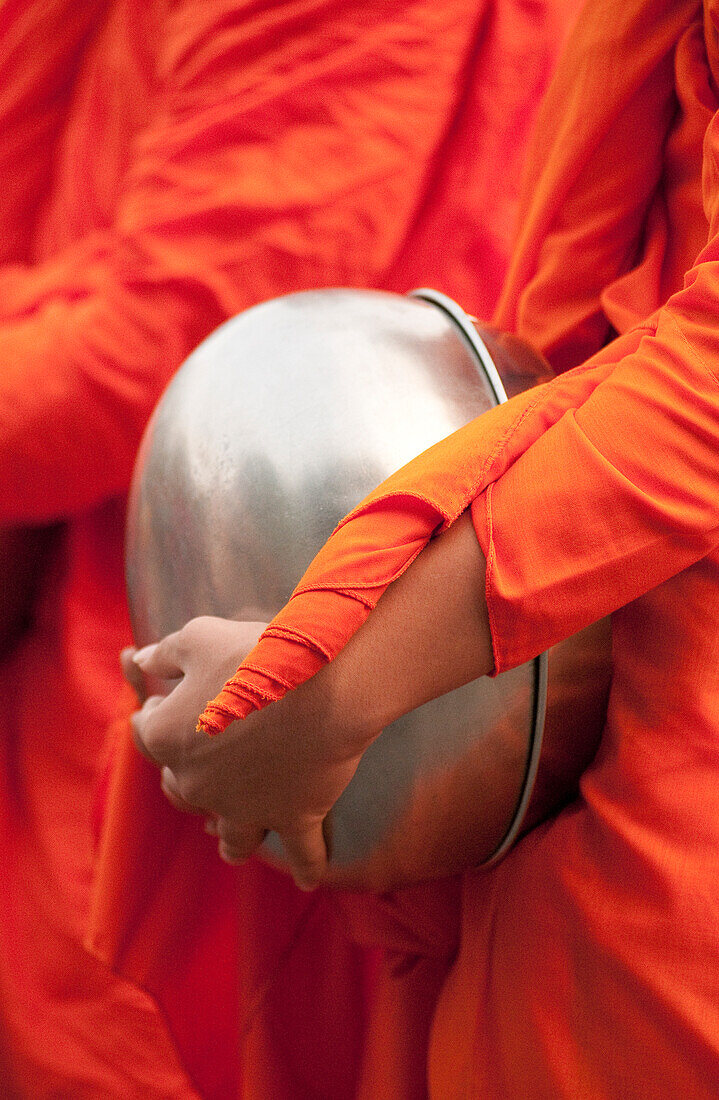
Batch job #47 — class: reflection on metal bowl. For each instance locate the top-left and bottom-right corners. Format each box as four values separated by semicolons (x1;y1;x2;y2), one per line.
126;288;611;891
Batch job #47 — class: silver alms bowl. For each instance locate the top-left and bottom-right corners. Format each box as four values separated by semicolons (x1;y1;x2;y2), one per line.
127;289;610;890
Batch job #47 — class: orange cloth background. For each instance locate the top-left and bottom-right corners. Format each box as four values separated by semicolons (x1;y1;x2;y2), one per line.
192;0;719;1096
0;1;580;1097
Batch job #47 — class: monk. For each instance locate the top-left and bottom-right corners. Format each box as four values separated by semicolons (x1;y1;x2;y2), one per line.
130;0;719;1096
0;0;579;1096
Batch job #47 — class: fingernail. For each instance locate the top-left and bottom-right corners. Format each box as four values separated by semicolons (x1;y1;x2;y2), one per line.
133;643;158;667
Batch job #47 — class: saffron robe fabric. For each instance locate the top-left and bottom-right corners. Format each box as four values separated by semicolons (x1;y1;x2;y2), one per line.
0;1;579;1097
432;3;719;1095
192;0;719;1095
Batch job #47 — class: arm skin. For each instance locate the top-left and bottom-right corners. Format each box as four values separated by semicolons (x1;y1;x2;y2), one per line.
130;510;491;889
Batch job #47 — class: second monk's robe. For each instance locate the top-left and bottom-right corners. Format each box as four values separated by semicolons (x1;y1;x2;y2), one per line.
0;0;580;1097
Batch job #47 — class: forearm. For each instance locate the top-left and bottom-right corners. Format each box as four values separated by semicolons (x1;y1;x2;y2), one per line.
304;510;492;746
130;509;491;884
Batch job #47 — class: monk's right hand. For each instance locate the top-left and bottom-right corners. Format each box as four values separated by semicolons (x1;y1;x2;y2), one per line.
123;615;267;830
121;619;264;821
128;615;372;890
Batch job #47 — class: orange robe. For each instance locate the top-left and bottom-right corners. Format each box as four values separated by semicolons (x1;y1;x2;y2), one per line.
192;0;719;1095
432;3;719;1095
0;1;579;1097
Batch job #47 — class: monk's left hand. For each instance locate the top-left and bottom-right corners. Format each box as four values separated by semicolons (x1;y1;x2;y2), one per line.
127;615;369;889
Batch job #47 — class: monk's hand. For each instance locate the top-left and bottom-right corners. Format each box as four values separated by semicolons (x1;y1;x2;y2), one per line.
129;615;369;890
120;645;151;705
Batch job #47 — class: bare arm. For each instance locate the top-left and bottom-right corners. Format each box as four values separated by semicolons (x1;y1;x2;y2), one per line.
130;510;492;888
323;509;492;735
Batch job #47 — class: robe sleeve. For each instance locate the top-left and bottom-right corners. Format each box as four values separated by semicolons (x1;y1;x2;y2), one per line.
199;225;719;732
474;289;719;673
0;0;477;524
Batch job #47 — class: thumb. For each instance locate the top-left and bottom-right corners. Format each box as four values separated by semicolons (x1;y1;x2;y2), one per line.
160;766;204;815
133;633;184;679
280;820;328;891
121;647;148;704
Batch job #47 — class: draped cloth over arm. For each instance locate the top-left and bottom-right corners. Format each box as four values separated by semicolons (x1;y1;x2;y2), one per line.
199;287;719;733
199;0;718;733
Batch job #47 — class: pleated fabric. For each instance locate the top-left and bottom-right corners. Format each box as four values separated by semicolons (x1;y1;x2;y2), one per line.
0;0;580;1096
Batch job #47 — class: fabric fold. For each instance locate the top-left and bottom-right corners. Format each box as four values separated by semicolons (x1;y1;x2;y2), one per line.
198;361;601;732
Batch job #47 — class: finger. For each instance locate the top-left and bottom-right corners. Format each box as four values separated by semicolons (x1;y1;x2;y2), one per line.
130;695;166;763
133;633;185;679
121;647;148;704
217;820;267;865
129;675;197;768
161;766;205;815
280;820;328;891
